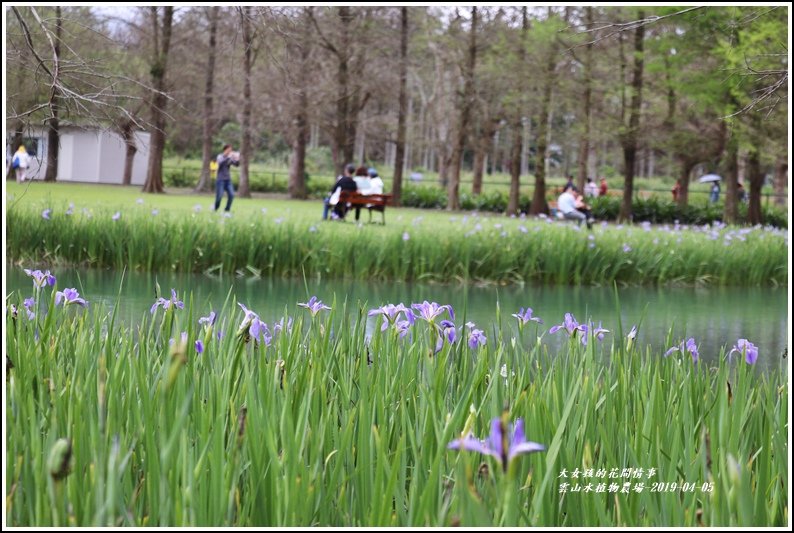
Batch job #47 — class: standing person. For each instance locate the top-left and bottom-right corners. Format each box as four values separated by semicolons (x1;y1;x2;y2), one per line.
598;177;608;197
11;144;31;183
584;177;599;198
214;144;240;212
672;181;681;201
709;181;721;204
564;174;577;193
737;182;747;203
324;163;357;220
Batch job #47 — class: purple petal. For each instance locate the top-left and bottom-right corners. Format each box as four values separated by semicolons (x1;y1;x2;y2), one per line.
447;435;493;456
487;418;504;460
195;340;204;354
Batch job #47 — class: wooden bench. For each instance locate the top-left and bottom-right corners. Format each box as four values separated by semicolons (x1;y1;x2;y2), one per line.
338;192;394;224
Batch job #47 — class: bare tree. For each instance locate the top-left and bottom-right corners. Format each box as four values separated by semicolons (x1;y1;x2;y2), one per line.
575;6;594;193
238;6;258;198
195;7;220;193
287;7;312;199
447;7;477;211
618;10;645;222
392;7;409;206
142;6;175;194
530;8;559;216
43;7;62;182
507;7;529;216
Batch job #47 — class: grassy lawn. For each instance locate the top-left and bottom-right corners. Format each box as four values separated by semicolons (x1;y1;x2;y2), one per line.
6;181;433;222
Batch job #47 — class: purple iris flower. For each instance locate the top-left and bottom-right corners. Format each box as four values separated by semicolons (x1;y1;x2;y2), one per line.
448;416;545;472
580;322;609;346
195;340;204;354
434;319;457;353
512;307;543;327
112;211;121;221
42;209;52;220
236;303;270;345
66;203;74;216
9;304;19;319
394;319;412;339
665;337;699;362
199;311;217;327
150;289;185;314
466;323;487;349
627;325;638;340
548;313;587;338
402;232;410;241
411;301;454;323
273;316;294;336
298;296;331;317
24;269;57;289
728;338;758;365
23;298;36;320
368;304;412;331
54;288;87;307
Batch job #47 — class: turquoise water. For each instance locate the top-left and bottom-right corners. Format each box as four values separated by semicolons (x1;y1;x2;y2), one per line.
5;266;788;371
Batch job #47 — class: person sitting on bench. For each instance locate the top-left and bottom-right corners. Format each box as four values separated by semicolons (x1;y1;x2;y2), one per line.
352;167;385;221
558;184;593;229
325;163;358;220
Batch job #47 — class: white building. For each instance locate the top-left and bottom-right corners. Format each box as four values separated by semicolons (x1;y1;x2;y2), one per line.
7;126;150;185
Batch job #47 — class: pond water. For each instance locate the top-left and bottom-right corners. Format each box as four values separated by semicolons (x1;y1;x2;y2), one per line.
5;266;788;371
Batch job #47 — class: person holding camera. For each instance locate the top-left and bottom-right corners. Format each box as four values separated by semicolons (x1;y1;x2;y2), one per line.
214;144;240;212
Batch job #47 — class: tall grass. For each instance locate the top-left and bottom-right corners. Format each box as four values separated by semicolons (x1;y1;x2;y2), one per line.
5;282;787;526
7;203;788;286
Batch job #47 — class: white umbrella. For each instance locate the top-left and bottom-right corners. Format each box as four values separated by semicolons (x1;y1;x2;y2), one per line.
698;174;722;183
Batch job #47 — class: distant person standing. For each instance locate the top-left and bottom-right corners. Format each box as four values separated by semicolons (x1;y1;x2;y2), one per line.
584;177;599;198
709;181;721;203
737;182;747;203
564;174;578;193
11;144;31;183
672;181;681;201
214;144;239;212
598;177;608;197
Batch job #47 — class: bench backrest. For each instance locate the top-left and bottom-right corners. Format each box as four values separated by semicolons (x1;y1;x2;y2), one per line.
339;192;394;205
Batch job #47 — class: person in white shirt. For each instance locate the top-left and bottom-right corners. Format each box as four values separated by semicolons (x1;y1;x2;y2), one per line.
558;184;592;229
584;177;599;198
12;144;31;183
354;167;386;221
366;167;384;194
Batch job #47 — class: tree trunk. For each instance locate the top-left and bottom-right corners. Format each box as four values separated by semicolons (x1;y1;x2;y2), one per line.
196;6;219;193
723;136;739;223
238;6;253;198
44;6;62;182
472;119;498;196
618;10;645;222
288;7;312;199
332;7;354;175
121;120;137;186
746;149;763;225
447;6;477;211
142;6;174;194
576;8;593;194
530;9;557;216
392;7;409;206
773;156;787;207
507;116;523;216
676;160;694;210
506;7;528;216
